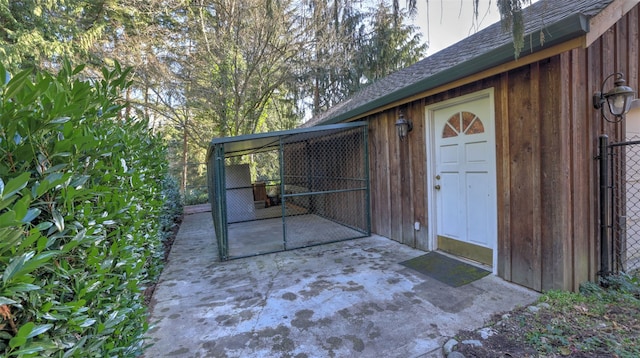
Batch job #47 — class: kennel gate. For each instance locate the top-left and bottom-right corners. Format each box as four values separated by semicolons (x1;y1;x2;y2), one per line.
207;122;370;260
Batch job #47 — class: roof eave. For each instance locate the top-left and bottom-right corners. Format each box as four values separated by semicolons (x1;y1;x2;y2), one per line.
318;13;590;126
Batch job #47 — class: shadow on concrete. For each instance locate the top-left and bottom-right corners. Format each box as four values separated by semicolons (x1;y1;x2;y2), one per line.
144;209;539;358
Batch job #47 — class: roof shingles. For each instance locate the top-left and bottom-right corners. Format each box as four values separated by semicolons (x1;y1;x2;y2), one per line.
304;0;613;127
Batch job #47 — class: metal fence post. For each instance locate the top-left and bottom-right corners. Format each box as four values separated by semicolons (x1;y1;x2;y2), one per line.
279;136;287;251
599;135;610;278
364;124;371;236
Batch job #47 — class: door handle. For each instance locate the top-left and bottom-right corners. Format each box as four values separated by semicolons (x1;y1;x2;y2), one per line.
434;185;441;190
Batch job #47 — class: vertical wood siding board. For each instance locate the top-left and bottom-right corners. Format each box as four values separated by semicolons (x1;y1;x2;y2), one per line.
630;7;640;100
530;62;543;292
498;73;512;280
559;54;574;291
405;103;420;248
401;105;412;246
375;119;383;235
626;7;639;111
400;105;415;247
372;118;380;234
616;13;628;143
588;38;604;278
411;101;428;250
568;49;581;290
416;104;423;241
562;51;577;291
616;13;627;80
388;111;403;242
374;118;383;236
377;117;388;236
590;38;604;134
401;108;414;246
539;58;559;291
591;37;610;134
582;43;598;285
557;54;575;290
508;66;536;288
570;47;592;290
603;28;618;139
373;115;391;237
405;105;413;247
381;115;393;238
413;100;430;250
367;116;380;234
576;44;599;286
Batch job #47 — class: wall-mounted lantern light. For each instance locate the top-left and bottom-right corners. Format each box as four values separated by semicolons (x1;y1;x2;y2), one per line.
395;111;413;140
593;72;636;123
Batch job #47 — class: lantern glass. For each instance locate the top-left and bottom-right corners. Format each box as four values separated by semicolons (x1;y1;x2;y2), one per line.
604;77;635;117
395;113;412;140
396;121;408;138
606;91;634;116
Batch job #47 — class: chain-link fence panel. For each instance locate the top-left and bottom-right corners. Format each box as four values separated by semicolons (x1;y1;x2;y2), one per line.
282;126;369;250
609;140;640;276
208;122;370;260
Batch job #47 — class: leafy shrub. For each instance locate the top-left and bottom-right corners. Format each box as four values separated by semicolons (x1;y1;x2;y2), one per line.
183;188;209;206
0;61;179;357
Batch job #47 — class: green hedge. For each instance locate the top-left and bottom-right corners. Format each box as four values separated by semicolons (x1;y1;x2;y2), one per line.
0;61;181;357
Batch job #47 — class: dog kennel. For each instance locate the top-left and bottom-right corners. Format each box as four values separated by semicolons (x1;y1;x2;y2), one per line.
207;122;370;260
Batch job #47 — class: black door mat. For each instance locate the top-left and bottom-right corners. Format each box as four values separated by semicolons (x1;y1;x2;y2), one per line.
399;251;490;287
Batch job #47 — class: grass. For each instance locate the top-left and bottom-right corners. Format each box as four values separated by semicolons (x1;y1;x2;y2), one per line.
454;273;640;357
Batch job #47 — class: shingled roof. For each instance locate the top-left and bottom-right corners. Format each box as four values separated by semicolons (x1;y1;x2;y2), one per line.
305;0;614;127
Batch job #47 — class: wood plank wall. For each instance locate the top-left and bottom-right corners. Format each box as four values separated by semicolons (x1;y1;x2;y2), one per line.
364;1;639;292
367;81;492;252
367;101;437;250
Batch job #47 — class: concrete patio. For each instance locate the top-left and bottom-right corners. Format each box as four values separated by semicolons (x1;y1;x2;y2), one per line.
144;208;539;357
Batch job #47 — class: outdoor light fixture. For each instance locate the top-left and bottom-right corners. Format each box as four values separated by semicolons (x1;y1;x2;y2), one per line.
593;72;636;123
395;111;413;140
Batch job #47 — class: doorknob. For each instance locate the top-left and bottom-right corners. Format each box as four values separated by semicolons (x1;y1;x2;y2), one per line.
435;175;441;180
434;185;441;190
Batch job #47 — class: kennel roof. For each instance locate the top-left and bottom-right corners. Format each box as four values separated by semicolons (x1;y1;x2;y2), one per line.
207;121;367;158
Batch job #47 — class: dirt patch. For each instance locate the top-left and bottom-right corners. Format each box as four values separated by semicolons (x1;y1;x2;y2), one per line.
452;285;640;357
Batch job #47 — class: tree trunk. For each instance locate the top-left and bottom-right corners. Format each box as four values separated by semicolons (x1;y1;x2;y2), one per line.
181;121;188;194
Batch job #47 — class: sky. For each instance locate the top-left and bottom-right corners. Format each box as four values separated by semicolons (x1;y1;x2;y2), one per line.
409;0;538;55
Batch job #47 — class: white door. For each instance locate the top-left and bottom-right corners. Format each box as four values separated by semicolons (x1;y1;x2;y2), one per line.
427;90;497;267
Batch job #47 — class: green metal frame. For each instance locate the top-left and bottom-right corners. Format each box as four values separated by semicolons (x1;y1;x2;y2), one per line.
279;136;287;251
208;144;229;260
364;123;371;236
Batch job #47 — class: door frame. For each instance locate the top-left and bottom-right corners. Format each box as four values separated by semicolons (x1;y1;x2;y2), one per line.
425;88;497;272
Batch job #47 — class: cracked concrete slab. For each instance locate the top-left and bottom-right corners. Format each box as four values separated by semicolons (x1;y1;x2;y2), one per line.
144;210;539;358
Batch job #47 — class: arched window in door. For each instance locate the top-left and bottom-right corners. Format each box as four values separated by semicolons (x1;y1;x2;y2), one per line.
442;111;485;138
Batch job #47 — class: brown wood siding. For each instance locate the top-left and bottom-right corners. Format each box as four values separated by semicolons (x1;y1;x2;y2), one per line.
504;64;543;290
496;74;511;281
567;47;594;290
369;116;391;238
540;56;572;292
365;4;639;291
408;101;429;250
